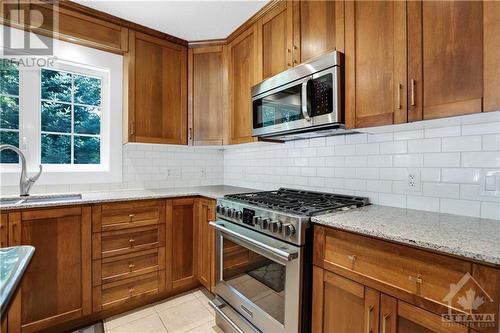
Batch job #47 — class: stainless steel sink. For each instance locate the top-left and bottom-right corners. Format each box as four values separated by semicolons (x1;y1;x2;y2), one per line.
0;194;82;207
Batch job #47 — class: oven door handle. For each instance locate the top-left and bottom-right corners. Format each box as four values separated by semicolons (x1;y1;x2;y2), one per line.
209;221;298;262
301;78;311;121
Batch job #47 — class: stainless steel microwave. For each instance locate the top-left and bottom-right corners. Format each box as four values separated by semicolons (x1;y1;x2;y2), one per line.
251;51;344;140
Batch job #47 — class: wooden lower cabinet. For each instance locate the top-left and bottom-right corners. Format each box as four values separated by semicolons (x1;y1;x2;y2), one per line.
6;207;92;333
194;198;216;291
313;225;500;333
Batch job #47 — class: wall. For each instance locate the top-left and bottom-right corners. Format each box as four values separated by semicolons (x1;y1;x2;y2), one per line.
0;143;224;195
224;112;500;219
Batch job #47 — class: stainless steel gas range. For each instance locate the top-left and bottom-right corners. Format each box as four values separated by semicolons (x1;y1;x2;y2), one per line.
208;188;369;333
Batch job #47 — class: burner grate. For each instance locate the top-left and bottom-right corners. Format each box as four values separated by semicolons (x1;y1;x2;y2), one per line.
225;188;369;216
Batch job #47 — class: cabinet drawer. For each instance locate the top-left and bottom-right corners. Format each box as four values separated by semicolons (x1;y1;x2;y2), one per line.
323;229;472;309
95;247;166;285
94;200;165;232
100;271;165;310
100;225;165;258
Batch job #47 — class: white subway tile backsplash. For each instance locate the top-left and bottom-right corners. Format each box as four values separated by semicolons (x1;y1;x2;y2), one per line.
462;122;500;135
407;195;440;212
367;155;393;167
378;193;406;208
482;134;500;151
379;168;408;181
393;154;424;167
394;130;424;141
442;168;481;184
424;153;461;167
462;152;500;168
423;183;460;198
421;168;441;182
380;141;407;154
442;136;481;152
346;133;368;144
480;202;500;220
408;138;441;153
424;126;461;138
440;199;480;217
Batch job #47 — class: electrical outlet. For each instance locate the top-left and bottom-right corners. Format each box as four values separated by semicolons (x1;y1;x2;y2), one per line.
407;168;421;192
480;170;500;197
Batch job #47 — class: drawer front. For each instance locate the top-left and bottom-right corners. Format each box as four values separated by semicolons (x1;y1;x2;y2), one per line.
101;271;165;310
101;225;163;258
323;229;472;309
97;200;165;232
100;247;165;284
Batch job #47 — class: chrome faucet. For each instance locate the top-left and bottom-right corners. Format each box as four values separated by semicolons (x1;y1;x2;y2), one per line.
0;144;42;196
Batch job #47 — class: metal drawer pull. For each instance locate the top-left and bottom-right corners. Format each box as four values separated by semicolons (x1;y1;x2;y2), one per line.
208;300;244;333
410;79;416;106
397;83;402;109
209;221;298;262
129;239;135;247
129;287;134;294
366;305;374;333
382;313;390;333
348;255;356;262
128;263;135;270
128;214;135;220
409;274;423;284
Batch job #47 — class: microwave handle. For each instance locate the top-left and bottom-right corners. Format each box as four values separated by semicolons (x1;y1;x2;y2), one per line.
301;78;311;121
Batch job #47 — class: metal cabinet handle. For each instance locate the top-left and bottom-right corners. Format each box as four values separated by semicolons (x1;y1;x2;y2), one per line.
410;79;416;106
366;305;374;333
409;274;423;284
348;255;357;262
382;313;390;333
129;287;134;294
397;83;402;109
128;263;135;270
129;238;135;247
209;300;244;333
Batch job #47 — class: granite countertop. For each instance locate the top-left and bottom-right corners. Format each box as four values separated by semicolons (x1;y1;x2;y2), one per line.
0;246;35;316
312;205;500;267
0;185;258;211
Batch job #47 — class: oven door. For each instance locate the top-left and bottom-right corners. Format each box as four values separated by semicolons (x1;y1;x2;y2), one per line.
210;220;302;333
252;75;313;137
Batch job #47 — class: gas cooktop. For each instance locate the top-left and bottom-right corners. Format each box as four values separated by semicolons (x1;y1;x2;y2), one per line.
224;188;370;216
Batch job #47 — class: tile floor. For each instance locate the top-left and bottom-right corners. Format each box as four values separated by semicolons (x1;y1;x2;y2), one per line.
103;289;221;333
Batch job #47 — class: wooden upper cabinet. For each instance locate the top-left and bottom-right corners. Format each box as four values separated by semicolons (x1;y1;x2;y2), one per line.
228;25;260;144
345;1;407;128
295;0;344;63
407;1;485;120
258;1;293;79
188;46;227;146
7;207;91;333
126;31;187;145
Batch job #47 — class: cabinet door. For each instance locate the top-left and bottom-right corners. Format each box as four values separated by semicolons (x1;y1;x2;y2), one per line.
345;1;407;128
296;0;344;63
169;198;196;290
312;266;380;333
408;1;484;120
7;207;91;333
228;25;260;144
1;213;8;248
259;1;293;79
194;198;216;291
188;46;227;146
397;301;468;333
127;31;187;144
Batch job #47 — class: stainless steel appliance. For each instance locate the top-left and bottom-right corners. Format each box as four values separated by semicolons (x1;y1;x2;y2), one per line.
208;188;369;333
251;51;345;141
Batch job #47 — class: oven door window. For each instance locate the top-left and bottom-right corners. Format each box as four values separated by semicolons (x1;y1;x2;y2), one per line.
253;83;303;130
222;238;286;325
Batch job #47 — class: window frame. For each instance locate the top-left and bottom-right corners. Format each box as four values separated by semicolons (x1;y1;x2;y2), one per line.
1;28;122;186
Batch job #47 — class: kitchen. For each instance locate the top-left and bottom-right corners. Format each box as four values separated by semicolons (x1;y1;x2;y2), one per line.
0;1;499;333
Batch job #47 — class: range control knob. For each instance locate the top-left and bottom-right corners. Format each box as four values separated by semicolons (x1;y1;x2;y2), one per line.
220;206;226;216
235;211;243;220
216;205;223;214
261;218;270;229
253;216;262;226
270;221;282;233
227;208;235;217
283;224;296;237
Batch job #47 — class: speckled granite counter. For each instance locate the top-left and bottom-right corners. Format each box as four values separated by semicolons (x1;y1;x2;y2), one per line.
312;205;500;267
0;186;258;211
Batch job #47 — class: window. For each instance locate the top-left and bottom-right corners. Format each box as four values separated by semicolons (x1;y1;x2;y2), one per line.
40;68;102;164
0;62;20;163
1;27;123;186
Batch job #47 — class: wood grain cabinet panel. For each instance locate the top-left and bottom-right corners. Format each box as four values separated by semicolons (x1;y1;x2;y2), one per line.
0;213;8;248
126;31;187;144
258;1;293;79
228;25;260;144
296;0;344;63
99;225;164;259
408;1;485;120
194;198;216;291
168;198;198;290
7;207;91;333
345;0;407;128
188;46;227;146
